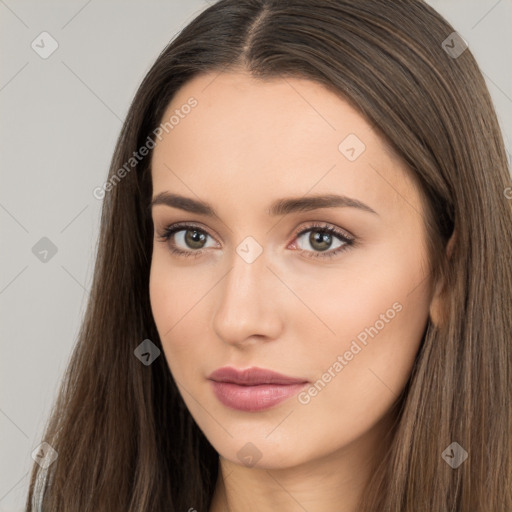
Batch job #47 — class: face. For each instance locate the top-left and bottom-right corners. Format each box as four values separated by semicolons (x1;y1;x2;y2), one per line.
149;70;437;470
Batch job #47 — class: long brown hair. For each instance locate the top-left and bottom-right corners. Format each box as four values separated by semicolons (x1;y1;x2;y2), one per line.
26;1;512;510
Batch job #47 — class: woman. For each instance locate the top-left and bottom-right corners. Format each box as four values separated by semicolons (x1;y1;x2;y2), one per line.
26;0;512;510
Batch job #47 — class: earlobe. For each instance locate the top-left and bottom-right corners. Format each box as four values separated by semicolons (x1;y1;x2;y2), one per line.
428;282;445;328
428;229;456;328
445;228;456;259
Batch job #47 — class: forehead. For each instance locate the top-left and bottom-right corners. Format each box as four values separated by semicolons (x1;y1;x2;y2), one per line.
150;71;422;221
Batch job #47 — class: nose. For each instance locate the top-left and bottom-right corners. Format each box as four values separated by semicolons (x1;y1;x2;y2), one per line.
212;246;284;347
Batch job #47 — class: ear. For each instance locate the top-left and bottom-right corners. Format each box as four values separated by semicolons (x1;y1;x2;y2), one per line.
429;229;456;328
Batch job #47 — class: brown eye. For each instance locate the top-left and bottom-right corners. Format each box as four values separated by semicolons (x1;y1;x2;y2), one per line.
183;228;208;250
307;230;334;252
293;223;355;260
157;224;217;258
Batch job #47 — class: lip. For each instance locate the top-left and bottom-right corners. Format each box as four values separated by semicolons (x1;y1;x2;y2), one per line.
208;366;309;412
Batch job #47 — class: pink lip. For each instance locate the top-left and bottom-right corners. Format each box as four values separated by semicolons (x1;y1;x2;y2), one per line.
207;366;309;412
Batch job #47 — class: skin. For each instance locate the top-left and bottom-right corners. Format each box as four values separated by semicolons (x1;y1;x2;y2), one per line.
149;70;444;512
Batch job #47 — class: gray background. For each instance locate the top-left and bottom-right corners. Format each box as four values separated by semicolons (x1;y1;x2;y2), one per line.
1;1;511;510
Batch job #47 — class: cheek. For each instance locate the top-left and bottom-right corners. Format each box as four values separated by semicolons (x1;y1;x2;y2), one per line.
149;252;204;333
292;278;428;403
149;255;213;377
149;257;176;336
297;302;427;445
293;249;430;440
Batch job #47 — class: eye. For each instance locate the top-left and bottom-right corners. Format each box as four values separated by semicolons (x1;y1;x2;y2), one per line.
291;222;355;259
156;222;217;258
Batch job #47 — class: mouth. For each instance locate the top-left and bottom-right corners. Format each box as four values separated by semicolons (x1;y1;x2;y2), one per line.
207;366;309;412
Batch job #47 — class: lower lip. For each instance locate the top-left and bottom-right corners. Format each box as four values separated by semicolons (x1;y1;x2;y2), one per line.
209;380;308;412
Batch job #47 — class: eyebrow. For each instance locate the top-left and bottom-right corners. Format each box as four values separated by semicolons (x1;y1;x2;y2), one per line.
150;192;378;217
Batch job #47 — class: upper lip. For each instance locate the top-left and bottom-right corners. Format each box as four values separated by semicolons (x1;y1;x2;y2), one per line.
208;366;308;386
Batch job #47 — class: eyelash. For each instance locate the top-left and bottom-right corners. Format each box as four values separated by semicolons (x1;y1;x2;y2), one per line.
156;221;355;260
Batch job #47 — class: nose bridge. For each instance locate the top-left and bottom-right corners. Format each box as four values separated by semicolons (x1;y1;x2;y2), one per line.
212;238;282;343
